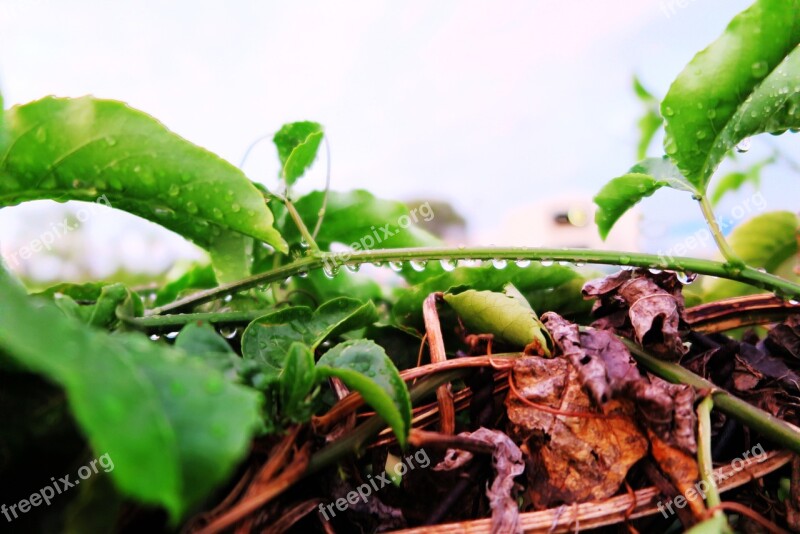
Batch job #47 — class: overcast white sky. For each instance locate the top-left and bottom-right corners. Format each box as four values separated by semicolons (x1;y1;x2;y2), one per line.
3;0;796;281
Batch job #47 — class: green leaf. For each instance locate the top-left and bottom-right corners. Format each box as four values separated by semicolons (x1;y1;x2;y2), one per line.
279;342;317;423
709;156;772;206
316;339;411;446
277;190;441;249
208;230;253;284
443;283;552;356
394;262;580;325
241;297;378;371
704;211;799;300
175;321;234;355
36;281;143;328
661;0;800;189
273;121;324;186
633;76;663;160
594;157;696;239
0;268;262;520
0;96;287;252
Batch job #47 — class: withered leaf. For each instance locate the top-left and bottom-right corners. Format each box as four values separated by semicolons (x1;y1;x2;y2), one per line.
505;356;648;508
766;315;800;363
648;429;705;520
434;427;524;534
542;312;696;454
583;269;688;360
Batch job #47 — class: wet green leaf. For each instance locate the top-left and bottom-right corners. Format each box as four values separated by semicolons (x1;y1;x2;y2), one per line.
661;0;800;189
0;96;287;253
241;298;378;372
280;342;317;423
594;157;696;239
444;283;551;356
273;121;324;186
154;264;217;307
633;76;663;160
709;156;772;206
317;339;411;446
0;268;262;520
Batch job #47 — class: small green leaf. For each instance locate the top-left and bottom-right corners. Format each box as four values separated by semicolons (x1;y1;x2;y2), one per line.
273;121;324;186
704;211;799;300
661;0;800;189
709;156;772;206
241;298;378;371
277;190;441;249
280;342;317;423
36;282;143;328
444;283;551;356
316;339;411;446
0;268;262;520
0;96;287;252
594;157;697;239
394;262;580;325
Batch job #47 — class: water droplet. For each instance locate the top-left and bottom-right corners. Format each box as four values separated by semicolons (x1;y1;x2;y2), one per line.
299;238;309;249
751;61;769;78
323;263;340;278
410;260;427;272
345;263;360;273
515;259;531;268
220;326;237;339
186;201;198;214
790;299;800;306
297;270;308;278
664;138;678;155
104;136;117;147
735;138;751;153
619;255;631;265
165;331;180;339
231;203;241;213
620;265;634;271
540;260;554;267
223;294;233;302
574;261;585;267
149;334;161;341
35;127;47;143
663;106;675;116
706;109;717;119
696;130;707;140
675;271;696;285
389;261;404;272
648;268;663;274
492;258;507;269
168;184;180;196
440;258;457;271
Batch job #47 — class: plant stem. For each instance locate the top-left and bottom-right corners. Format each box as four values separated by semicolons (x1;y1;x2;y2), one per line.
121;310;271;333
623;339;800;456
282;197;320;253
697;395;721;509
148;247;800;315
698;195;742;266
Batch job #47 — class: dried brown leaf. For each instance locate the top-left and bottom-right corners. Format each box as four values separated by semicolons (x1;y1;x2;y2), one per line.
505;356;648;508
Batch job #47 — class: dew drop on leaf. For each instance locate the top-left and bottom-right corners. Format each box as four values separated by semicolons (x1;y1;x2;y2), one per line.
663;106;674;116
389;261;403;272
220;326;237;339
323;263;340;278
345;263;360;273
185;201;198;214
540;260;553;267
735;138;751;153
231;203;241;213
751;61;769;78
648;268;663;274
167;184;180;197
515;259;531;268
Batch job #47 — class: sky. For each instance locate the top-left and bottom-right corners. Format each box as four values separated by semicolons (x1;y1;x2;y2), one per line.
1;0;795;281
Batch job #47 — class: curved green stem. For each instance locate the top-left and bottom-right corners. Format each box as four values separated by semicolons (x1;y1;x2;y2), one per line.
282;197;320;253
697;395;721;509
148;246;800;315
698;195;742;266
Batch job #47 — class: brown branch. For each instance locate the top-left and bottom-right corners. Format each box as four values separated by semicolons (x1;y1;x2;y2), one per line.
423;293;456;435
389;451;793;533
